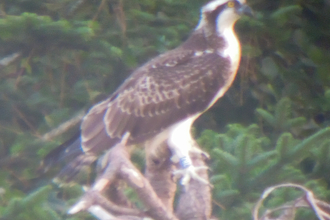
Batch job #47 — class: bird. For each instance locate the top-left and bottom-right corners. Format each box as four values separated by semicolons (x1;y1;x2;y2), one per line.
44;0;253;185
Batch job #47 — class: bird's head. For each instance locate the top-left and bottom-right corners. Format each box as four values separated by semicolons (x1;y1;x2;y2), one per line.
196;0;253;35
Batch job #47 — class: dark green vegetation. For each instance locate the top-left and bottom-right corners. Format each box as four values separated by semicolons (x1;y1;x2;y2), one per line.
0;0;330;219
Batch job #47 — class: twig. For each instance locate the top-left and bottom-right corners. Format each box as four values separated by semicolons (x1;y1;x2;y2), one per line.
41;110;85;141
12;105;40;137
0;52;21;67
253;183;329;220
92;0;107;22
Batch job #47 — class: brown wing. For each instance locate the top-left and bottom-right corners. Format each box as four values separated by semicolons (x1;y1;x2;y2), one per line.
81;49;231;154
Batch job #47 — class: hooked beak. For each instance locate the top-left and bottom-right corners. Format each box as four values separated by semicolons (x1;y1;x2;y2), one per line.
237;4;254;18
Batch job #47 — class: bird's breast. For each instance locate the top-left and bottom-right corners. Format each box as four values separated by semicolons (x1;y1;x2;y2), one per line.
217;27;241;70
206;28;241;110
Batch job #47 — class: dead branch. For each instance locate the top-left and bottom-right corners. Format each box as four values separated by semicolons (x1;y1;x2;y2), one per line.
145;140;177;212
69;136;178;220
254;183;330;220
0;52;21;67
175;146;212;220
66;133;214;220
41;111;85;141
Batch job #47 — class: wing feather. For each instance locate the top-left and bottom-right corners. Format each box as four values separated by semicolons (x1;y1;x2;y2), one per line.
81;101;108;142
81;48;231;154
83;129;119;153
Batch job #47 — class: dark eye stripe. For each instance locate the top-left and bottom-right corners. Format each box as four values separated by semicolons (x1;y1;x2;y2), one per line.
205;1;241;27
205;4;227;26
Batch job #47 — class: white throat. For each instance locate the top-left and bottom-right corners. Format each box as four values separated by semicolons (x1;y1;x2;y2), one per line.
209;12;241;109
216;10;241;68
218;25;240;65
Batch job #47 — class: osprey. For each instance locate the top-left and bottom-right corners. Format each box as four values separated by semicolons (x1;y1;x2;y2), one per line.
48;0;253;184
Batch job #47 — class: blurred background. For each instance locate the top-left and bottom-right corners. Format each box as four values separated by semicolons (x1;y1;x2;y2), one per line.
0;0;330;219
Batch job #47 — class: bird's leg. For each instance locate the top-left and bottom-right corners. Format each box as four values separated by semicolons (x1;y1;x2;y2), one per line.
169;141;193;168
168;135;210;186
175;148;212;219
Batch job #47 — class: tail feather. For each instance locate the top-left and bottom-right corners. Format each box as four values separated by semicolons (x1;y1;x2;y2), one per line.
42;132;97;184
42;132;82;171
53;154;97;184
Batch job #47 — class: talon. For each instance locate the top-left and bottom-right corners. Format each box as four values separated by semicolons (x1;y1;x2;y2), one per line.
173;165;212;187
190;147;210;160
201;151;210;160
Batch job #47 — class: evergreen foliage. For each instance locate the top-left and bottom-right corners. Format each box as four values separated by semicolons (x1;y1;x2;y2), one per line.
0;0;329;219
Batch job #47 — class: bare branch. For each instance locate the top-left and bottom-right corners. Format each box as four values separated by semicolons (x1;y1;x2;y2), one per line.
254;183;330;220
175;146;212;220
0;52;21;67
41;111;85;141
145;141;176;212
69;138;178;220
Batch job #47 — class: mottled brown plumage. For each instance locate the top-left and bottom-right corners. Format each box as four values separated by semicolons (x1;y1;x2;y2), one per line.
81;29;230;154
48;0;253;184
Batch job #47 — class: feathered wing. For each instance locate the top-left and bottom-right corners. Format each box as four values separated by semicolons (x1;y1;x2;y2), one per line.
81;47;231;154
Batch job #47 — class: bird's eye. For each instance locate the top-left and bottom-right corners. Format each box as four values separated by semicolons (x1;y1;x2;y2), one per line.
227;1;235;8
